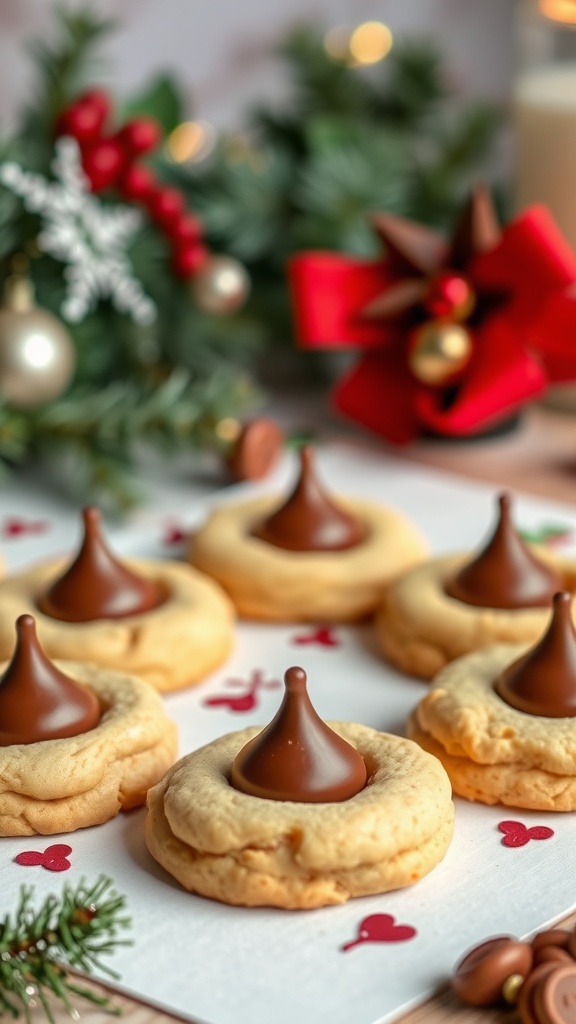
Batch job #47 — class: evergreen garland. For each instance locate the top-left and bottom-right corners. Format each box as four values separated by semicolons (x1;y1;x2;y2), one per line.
0;12;502;507
0;9;260;509
0;876;130;1022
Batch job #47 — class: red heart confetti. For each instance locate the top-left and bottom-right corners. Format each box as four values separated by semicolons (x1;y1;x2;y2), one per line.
1;517;50;539
291;626;340;647
202;670;281;713
498;820;554;848
341;914;417;952
15;843;73;872
162;523;188;546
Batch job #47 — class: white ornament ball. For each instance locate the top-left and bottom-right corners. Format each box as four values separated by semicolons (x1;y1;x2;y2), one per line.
0;287;76;408
191;255;250;315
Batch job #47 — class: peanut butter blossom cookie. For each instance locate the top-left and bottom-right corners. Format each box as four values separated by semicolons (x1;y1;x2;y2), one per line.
0;614;177;835
0;507;235;692
375;493;575;680
189;446;426;622
146;665;454;909
409;592;576;811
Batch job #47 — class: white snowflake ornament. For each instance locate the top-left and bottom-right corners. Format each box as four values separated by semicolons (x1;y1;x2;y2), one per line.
0;137;157;326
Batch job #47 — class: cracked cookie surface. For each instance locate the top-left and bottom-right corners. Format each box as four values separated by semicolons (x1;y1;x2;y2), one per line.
145;722;454;909
409;644;576;810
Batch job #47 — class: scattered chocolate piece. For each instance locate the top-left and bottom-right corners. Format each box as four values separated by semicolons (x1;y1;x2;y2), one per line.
451;936;533;1007
251;446;366;551
226;417;284;482
518;963;559;1024
495;592;576;717
445;493;561;609
0;615;100;745
534;949;574;969
532;964;576;1024
230;665;367;802
39;507;164;622
533;932;571;954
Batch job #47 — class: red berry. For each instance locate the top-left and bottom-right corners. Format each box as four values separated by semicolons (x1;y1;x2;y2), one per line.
425;272;476;321
118;164;157;202
55;89;112;144
166;213;203;245
118;118;161;156
82;139;125;192
77;89;112;119
56;102;105;146
172;243;209;278
148;187;185;227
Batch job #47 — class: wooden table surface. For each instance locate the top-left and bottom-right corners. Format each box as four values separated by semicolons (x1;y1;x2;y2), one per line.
403;404;576;505
35;404;576;1024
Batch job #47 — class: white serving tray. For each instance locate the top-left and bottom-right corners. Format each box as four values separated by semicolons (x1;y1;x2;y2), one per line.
1;438;575;1024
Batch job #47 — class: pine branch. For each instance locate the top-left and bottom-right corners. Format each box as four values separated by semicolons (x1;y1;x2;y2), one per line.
278;27;376;119
25;6;115;128
0;876;131;1023
375;42;449;128
430;104;504;177
293;134;409;254
181;147;297;263
10;369;261;511
14;9;114;174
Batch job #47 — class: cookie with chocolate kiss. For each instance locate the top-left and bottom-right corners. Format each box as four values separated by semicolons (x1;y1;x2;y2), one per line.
409;593;576;810
146;665;454;908
0;508;235;693
376;492;575;681
190;445;426;622
0;615;177;835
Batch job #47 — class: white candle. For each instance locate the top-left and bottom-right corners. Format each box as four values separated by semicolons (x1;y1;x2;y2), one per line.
515;2;576;409
515;64;576;246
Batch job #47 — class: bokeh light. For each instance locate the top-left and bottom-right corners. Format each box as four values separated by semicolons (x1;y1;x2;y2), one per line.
539;0;576;23
349;21;393;65
166;121;216;163
323;25;352;62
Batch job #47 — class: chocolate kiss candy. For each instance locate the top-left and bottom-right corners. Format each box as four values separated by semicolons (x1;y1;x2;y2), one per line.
533;965;576;1024
451;936;533;1007
39;507;164;622
226;417;284;482
495;592;576;717
230;666;367;802
445;493;561;609
0;615;100;745
251;446;366;551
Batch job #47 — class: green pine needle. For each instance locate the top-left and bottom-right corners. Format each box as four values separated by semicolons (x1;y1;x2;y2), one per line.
0;876;131;1023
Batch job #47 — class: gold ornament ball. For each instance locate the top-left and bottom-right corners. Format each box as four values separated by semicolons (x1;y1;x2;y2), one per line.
408;320;473;387
191;255;250;315
0;276;75;408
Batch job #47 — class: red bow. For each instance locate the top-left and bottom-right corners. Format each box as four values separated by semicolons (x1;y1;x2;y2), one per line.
288;191;576;442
